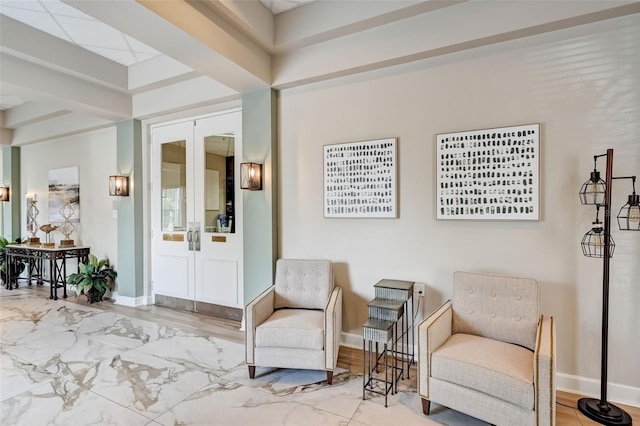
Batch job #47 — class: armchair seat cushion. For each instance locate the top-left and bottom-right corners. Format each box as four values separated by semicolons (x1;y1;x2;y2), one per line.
255;308;324;351
431;333;534;410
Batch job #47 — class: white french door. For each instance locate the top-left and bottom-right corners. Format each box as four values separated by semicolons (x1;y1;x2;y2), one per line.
151;111;243;309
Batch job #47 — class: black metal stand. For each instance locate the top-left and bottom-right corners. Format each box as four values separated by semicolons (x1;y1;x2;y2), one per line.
577;149;632;426
578;398;632;425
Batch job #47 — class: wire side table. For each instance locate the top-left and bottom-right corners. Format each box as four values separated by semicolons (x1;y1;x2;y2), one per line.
362;318;396;407
374;279;415;372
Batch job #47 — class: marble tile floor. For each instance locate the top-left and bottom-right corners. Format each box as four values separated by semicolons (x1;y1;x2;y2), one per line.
2;286;638;425
0;287;482;426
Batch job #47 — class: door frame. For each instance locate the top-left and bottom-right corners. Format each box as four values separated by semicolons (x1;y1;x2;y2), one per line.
145;107;243;311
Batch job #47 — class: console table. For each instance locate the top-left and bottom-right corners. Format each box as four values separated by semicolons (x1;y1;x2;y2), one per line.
4;244;90;300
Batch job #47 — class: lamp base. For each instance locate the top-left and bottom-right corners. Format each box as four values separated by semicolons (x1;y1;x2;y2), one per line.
578;398;632;425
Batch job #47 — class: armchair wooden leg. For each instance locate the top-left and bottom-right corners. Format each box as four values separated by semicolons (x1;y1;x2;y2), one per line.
326;371;333;385
248;365;255;379
421;398;431;415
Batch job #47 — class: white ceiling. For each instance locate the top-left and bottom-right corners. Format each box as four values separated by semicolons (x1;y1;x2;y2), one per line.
0;0;161;66
1;0;638;146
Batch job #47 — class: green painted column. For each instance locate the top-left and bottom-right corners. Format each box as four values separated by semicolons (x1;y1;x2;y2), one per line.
116;120;144;302
2;146;21;240
242;89;278;303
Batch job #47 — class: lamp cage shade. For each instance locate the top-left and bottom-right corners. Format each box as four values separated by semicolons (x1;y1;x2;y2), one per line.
0;187;9;202
241;163;262;190
617;194;640;231
109;176;130;196
581;225;615;258
579;171;606;205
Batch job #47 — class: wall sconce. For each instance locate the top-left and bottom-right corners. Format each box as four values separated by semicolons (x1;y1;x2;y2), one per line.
0;187;9;202
109;175;130;196
241;163;262;191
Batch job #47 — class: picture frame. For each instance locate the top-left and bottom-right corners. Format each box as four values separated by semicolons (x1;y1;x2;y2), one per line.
436;124;540;221
48;166;80;223
324;137;397;218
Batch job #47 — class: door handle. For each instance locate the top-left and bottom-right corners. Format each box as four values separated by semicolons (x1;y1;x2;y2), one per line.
187;230;194;251
194;230;201;251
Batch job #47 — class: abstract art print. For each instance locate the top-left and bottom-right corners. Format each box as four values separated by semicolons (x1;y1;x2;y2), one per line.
48;166;80;223
324;138;397;218
436;124;539;221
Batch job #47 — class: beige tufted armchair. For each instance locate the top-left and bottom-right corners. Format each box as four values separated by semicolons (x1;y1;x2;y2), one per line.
418;271;556;426
245;259;342;384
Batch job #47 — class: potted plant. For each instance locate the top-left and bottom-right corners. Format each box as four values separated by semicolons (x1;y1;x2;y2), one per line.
0;236;26;286
67;254;117;303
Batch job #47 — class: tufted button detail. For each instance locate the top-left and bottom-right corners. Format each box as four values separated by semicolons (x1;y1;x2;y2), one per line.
287;272;291;277
317;273;321;277
468;289;473;295
491;313;496;318
285;286;290;291
468;310;473;315
516;316;521;321
491;292;496;297
516;295;521;301
301;288;305;292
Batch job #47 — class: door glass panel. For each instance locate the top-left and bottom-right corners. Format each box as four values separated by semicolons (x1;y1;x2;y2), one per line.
161;141;187;231
203;135;235;233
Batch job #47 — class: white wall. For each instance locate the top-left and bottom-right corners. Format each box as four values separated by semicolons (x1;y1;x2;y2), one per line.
279;15;640;404
20;126;118;270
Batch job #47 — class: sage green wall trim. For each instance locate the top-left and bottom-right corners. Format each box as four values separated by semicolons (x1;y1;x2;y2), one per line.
116;119;144;298
2;146;21;240
242;88;278;304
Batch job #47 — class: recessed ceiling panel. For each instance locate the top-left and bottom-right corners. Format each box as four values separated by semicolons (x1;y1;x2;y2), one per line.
0;0;161;66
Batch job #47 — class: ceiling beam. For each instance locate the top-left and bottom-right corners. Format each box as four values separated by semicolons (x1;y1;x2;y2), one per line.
0;53;131;120
198;0;275;53
274;0;466;53
65;0;271;92
9;112;114;146
0;15;128;91
2;102;70;128
273;0;640;89
133;76;237;119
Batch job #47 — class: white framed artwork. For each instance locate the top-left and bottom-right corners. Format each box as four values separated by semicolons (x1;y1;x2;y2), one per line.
324;138;397;218
436;124;540;221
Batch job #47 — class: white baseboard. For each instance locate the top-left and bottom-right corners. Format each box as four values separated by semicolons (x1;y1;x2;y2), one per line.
113;293;147;307
341;331;639;408
557;373;640;408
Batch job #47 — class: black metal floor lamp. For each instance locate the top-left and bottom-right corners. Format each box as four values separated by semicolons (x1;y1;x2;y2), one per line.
578;148;638;426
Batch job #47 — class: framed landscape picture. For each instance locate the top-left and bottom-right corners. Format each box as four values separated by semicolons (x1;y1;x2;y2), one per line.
48;166;80;223
436;124;540;221
324;138;397;218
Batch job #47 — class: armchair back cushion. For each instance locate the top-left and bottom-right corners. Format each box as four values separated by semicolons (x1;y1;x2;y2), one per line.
274;259;334;310
452;271;539;351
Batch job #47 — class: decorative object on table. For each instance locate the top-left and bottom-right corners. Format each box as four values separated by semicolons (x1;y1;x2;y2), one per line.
39;224;59;248
109;175;130;196
436;124;539;220
216;214;232;233
48;166;80;223
240;162;262;191
323;137;397;218
58;200;76;247
0;236;26;287
26;194;41;246
577;149;636;426
67;254;117;304
0;186;9;202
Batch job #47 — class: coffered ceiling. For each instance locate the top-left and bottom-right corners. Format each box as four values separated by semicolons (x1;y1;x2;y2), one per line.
1;0;638;145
